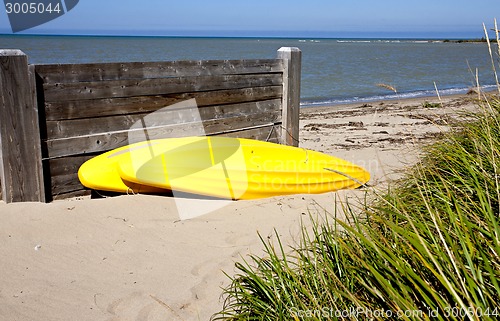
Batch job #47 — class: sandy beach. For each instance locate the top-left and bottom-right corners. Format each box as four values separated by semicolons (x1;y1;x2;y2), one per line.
0;93;481;320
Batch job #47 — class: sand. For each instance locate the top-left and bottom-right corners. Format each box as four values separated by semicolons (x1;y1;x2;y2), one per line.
0;93;480;321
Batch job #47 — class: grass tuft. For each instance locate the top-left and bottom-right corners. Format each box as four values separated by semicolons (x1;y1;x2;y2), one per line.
376;83;398;94
422;101;441;108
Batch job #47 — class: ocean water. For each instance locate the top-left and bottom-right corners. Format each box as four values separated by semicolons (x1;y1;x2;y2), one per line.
0;35;497;107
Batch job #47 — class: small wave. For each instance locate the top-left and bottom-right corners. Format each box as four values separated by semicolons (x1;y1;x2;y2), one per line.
375;40;401;43
300;85;497;107
337;40;371;43
335;40;444;44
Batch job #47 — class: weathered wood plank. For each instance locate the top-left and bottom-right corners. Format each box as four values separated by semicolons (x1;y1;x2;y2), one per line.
198;99;281;121
203;112;281;136
43;73;283;102
44;86;283;121
48;155;94;177
47;154;95;197
278;47;301;147
45;99;282;140
0;50;46;202
36;59;284;84
52;189;91;200
51;172;83;196
44;74;282;103
217;124;281;142
45;111;282;159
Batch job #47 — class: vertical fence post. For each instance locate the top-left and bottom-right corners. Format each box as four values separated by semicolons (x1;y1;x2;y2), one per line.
0;50;45;203
277;47;301;147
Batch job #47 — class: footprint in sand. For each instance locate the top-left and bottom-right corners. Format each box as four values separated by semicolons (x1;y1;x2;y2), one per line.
104;291;183;321
189;248;244;305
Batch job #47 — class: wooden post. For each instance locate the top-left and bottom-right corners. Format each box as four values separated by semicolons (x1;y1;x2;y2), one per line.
277;47;301;146
0;50;45;203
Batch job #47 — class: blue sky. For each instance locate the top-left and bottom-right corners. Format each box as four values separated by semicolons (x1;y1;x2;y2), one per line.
1;0;500;38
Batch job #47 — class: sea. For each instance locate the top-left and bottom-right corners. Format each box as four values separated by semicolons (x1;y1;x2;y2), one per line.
0;34;498;107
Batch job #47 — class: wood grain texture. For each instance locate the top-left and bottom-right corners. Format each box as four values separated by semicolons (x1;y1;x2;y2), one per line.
52;189;91;200
42;73;283;102
45;110;282;159
36;59;284;83
44;86;283;121
0;50;45;202
45;99;282;140
277;47;301;147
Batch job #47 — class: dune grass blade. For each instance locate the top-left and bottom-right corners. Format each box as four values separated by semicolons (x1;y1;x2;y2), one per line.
483;23;500;94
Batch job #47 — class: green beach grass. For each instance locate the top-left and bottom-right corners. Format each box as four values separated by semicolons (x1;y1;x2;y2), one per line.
211;23;500;320
211;93;500;321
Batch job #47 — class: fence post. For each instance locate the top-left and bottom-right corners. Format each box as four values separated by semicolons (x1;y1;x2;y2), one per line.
277;47;301;147
0;50;45;203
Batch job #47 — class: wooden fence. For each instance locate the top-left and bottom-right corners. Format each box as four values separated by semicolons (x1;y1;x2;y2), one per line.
0;47;301;203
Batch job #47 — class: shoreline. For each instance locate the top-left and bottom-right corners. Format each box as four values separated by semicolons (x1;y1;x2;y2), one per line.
299;85;497;110
300;91;483;119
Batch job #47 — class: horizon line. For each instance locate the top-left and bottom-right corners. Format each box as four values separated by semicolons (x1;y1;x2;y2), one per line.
0;26;491;39
0;32;490;41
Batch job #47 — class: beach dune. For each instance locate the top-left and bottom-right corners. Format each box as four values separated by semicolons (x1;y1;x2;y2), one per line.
0;94;478;320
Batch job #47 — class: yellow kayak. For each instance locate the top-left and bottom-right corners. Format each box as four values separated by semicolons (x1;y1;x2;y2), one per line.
77;141;169;194
114;137;370;199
